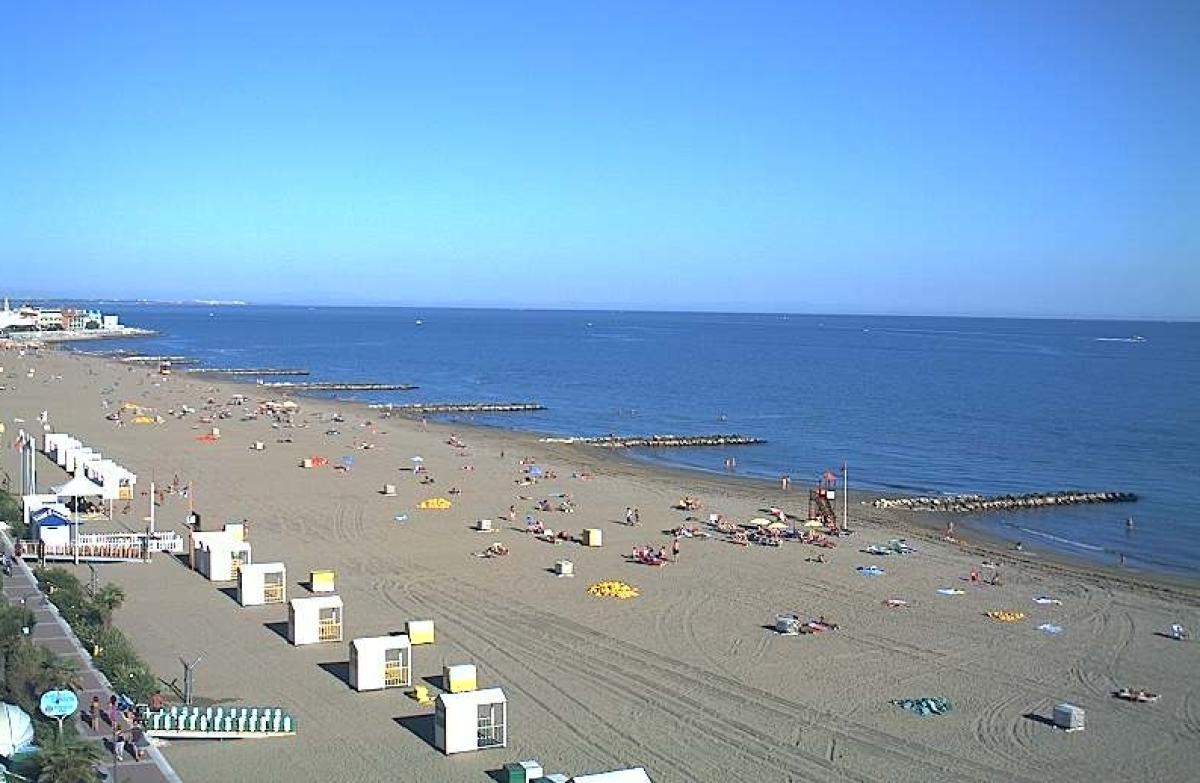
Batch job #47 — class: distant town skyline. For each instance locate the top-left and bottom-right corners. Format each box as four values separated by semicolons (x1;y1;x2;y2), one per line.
2;2;1197;319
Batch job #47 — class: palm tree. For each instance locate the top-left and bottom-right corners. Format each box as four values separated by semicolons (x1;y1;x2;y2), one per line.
92;584;125;628
34;739;100;783
38;653;82;692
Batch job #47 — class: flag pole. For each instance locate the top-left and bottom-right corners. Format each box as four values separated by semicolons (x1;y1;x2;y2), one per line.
842;461;849;533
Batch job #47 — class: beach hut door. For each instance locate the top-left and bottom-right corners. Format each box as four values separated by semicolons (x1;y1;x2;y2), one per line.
319;607;341;641
384;648;409;687
477;702;505;748
263;573;284;603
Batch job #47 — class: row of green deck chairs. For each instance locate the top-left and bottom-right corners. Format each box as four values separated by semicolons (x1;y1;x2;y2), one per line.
140;705;296;734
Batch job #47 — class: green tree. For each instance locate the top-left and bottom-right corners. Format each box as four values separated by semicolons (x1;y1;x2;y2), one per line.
37;653;82;692
33;738;101;783
92;584;125;628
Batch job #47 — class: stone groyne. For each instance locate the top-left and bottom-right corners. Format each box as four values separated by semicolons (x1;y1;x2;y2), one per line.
540;434;765;448
186;367;311;376
258;381;419;391
371;402;546;414
872;490;1137;513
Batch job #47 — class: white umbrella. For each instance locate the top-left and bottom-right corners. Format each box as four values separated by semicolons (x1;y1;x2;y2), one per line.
50;474;103;497
50;475;103;565
410;456;424;463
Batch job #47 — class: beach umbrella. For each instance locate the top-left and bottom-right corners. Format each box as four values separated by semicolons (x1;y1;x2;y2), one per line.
528;465;544;478
410;456;424;463
766;521;788;531
803;519;824;528
340;455;355;468
747;517;772;527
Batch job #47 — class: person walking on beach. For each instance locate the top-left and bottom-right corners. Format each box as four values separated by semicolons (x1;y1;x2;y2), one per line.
108;695;119;733
112;730;125;762
625;507;633;525
633;508;640;526
672;538;681;562
89;696;101;732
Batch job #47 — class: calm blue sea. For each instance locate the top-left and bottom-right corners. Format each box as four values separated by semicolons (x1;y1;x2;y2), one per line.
75;305;1199;576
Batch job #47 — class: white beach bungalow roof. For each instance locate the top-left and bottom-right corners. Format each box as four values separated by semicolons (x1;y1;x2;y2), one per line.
571;768;654;783
50;474;104;498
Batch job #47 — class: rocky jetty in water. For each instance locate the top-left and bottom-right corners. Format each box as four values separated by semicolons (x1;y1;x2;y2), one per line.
872;490;1137;513
540;434;765;448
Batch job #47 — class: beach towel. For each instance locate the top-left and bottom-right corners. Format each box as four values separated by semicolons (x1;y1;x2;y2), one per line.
892;697;953;717
856;566;885;576
1033;596;1063;605
1037;623;1064;635
937;588;965;596
986;611;1026;623
883;598;910;608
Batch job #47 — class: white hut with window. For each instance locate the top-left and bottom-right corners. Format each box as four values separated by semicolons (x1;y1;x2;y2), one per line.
348;635;411;691
288;596;343;646
434;688;507;755
196;536;252;582
237;562;286;606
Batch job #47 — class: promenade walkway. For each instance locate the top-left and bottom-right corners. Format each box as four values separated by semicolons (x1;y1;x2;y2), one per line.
1;541;182;783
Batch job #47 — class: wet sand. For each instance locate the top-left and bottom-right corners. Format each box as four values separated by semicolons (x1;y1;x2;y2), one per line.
3;346;1198;782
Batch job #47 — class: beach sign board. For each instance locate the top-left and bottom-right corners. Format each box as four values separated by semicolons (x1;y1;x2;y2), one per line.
39;689;79;718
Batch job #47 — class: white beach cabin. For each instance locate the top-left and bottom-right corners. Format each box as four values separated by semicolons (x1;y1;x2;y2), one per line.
43;433;74;463
434;688;507;755
64;446;100;476
82;459;137;501
288;596;343;645
46;434;80;467
196;536;252;582
571;768;654;783
348;635;411;691
237;562;286;606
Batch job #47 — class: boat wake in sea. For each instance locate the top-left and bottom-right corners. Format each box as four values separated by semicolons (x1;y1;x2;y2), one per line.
1095;336;1146;343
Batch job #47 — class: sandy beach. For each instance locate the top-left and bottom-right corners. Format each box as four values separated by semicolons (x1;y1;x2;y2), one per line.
3;346;1198;782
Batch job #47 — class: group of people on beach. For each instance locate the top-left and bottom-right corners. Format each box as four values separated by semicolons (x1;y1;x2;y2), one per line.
87;691;162;762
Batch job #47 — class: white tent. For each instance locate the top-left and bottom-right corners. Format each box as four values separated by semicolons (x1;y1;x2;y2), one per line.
50;474;104;499
0;703;35;758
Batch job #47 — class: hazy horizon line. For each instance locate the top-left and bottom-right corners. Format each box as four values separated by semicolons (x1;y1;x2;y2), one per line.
5;294;1196;323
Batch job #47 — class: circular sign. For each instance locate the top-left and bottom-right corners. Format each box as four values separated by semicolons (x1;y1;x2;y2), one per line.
39;689;79;719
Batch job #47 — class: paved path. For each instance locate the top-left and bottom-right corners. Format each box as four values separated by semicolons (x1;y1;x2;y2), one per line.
1;545;183;783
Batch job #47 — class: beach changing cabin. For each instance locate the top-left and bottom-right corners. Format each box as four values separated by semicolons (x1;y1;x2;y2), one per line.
406;619;435;645
237;562;286;606
444;664;477;694
310;569;336;593
349;635;411;691
196;537;252;582
581;528;603;547
571;768;654;783
288;596;343;645
434;688;507;755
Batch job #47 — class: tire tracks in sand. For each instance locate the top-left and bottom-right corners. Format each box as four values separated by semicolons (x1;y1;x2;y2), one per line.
376;564;1037;783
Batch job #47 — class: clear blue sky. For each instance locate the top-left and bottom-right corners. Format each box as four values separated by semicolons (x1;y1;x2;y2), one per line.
1;1;1197;318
